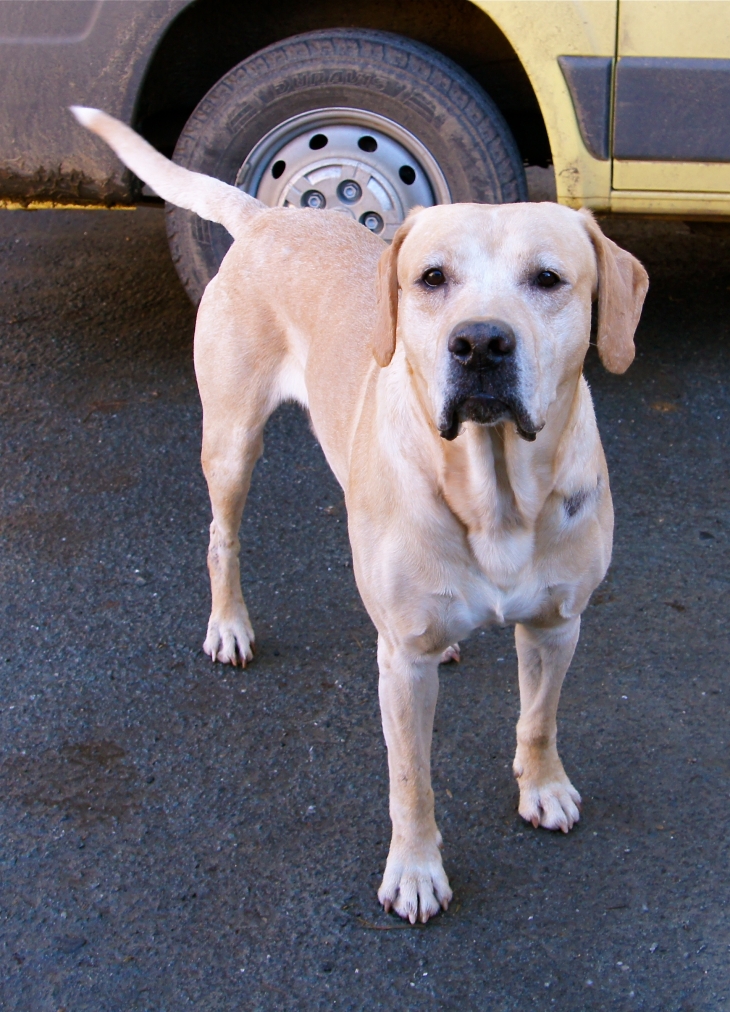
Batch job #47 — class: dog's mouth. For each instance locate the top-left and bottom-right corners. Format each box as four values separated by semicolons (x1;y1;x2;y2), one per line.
439;394;542;442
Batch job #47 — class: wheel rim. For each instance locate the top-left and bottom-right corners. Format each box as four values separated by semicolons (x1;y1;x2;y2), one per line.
235;108;451;240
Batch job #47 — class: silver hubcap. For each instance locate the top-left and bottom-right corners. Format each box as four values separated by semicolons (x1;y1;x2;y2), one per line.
236;108;451;240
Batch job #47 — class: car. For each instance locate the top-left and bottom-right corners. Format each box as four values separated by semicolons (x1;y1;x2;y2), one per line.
2;0;729;301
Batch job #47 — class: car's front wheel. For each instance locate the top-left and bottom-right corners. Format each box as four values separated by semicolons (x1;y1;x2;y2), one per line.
166;28;527;303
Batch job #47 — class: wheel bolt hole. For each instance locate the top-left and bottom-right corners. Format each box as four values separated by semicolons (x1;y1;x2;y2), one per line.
399;165;416;185
359;211;384;234
358;136;378;153
309;134;328;150
337;179;362;205
271;160;286;179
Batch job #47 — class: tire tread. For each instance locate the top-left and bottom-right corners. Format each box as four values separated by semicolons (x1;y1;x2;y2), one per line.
168;28;526;303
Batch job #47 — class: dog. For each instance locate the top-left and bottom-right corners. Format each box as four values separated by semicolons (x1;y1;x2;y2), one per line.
71;106;648;924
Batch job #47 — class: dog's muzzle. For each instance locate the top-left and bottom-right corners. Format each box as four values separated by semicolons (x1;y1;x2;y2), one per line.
438;319;542;442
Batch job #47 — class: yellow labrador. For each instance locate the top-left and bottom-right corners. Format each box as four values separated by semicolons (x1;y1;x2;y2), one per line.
71;107;648;924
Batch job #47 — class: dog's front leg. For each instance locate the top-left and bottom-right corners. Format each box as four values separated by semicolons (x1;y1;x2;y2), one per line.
513;618;582;832
376;638;452;923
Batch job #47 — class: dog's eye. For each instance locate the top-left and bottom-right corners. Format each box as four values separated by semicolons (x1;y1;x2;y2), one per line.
535;269;561;289
422;268;446;288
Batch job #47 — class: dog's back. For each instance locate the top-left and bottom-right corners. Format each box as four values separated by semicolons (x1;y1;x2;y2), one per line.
72;105;385;484
195;204;384;487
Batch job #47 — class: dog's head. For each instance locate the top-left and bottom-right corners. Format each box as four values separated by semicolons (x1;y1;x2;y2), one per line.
373;203;648;440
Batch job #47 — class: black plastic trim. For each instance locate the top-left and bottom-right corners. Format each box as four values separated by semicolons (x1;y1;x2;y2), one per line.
558;56;612;161
614;57;730;162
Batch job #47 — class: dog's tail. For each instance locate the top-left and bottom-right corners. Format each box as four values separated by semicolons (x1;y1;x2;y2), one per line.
70;106;265;239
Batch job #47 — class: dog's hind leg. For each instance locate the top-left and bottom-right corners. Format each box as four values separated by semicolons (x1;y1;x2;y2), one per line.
194;288;296;667
200;412;264;667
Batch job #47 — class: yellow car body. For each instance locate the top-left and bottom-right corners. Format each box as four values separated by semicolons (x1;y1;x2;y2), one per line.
480;0;730;215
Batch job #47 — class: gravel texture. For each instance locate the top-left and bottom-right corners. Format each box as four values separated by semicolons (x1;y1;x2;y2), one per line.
0;206;728;1011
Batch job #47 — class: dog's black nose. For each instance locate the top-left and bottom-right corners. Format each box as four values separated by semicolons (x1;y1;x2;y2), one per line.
448;320;516;369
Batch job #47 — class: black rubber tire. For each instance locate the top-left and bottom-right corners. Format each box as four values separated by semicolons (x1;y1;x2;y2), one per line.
166;28;527;304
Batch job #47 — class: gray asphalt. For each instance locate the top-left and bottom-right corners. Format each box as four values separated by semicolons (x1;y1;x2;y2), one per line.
0;206;728;1012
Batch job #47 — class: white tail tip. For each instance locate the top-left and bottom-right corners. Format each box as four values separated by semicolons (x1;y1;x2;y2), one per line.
69;105;102;128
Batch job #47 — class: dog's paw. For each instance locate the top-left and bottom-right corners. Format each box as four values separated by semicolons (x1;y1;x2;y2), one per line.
378;838;452;924
513;748;581;833
439;643;460;664
517;778;581;833
204;610;254;667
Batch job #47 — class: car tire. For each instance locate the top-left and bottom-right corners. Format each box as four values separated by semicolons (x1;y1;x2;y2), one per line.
166;28;527;303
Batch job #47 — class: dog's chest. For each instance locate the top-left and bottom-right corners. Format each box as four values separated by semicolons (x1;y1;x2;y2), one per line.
463;526;549;625
439;430;563;624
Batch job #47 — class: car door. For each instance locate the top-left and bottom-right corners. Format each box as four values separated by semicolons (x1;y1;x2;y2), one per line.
612;0;730;214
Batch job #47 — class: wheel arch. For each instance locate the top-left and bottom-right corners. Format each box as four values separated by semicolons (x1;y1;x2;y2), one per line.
133;0;551;168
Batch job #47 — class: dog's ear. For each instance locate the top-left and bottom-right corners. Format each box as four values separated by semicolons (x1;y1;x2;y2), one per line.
579;208;649;374
372;213;419;368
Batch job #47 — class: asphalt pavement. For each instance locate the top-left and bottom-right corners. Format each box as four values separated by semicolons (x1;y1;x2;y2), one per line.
0;205;728;1012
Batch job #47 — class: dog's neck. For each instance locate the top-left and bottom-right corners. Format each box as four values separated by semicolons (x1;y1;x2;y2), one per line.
375;348;589;540
430;371;587;540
